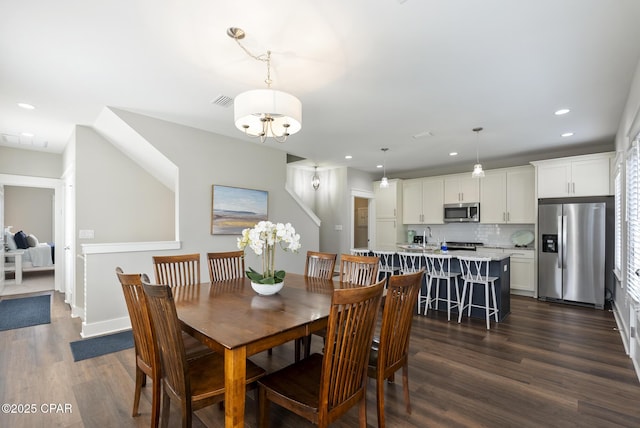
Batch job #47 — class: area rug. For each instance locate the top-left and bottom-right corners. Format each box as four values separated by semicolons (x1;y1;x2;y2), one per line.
70;330;134;362
0;294;51;331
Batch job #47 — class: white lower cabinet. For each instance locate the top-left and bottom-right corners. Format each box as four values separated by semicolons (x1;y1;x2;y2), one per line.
476;247;535;296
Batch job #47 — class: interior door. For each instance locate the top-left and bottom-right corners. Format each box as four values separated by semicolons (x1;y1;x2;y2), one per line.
63;170;75;304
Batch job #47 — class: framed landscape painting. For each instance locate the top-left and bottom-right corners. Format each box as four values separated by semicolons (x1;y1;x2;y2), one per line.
211;185;268;235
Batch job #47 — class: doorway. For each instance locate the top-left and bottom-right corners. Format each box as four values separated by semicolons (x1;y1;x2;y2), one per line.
0;174;64;296
353;196;369;249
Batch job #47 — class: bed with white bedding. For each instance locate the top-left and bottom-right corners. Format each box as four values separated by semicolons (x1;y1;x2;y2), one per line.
4;230;54;284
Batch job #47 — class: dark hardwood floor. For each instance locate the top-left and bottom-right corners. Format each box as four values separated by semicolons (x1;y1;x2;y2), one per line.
1;291;639;427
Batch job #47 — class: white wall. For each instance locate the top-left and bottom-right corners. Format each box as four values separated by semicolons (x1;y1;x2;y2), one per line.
76;110;320;337
74;125;175;243
4;186;54;242
0;146;62;178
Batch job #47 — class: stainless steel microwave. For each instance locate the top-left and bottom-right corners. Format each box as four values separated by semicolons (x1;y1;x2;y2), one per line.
443;202;480;223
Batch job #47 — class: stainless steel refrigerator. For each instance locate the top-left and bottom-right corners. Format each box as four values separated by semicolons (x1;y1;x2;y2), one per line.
538;197;613;309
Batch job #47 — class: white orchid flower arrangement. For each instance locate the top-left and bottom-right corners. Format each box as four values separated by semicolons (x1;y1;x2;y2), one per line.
237;221;301;284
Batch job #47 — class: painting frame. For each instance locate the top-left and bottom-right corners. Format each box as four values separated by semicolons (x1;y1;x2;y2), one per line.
211;185;268;235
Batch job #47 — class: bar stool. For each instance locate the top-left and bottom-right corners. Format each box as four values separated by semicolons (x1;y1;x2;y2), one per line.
424;254;460;321
457;256;499;329
397;252;427;312
372;250;397;281
350;248;370;256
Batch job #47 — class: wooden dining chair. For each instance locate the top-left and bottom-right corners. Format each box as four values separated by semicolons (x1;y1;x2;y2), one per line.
367;269;424;428
296;251;338;361
152;253;200;287
258;278;385;428
339;253;380;286
206;250;245;282
304;250;337;280
115;267;212;428
140;274;266;428
304;253;380;361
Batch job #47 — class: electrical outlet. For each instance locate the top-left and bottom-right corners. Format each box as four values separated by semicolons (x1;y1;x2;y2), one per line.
79;229;94;239
334;225;343;231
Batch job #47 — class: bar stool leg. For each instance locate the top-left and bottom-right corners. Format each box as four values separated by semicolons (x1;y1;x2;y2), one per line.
485;283;490;329
491;282;499;322
458;280;468;323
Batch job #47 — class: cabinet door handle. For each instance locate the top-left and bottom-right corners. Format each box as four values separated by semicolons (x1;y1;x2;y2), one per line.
503;212;506;221
507;212;510;222
572;182;575;194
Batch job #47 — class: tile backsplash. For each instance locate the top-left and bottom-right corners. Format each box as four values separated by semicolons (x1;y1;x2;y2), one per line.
406;223;535;248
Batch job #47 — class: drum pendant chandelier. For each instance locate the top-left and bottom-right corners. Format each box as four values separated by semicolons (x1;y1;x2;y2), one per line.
227;27;302;143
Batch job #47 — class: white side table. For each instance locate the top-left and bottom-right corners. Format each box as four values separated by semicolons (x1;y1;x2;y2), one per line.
5;250;24;284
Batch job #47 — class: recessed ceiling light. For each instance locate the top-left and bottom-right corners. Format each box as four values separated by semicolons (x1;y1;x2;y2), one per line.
345;155;352;160
21;132;34;137
449;152;458;156
376;164;383;168
561;132;574;137
555;108;570;115
17;103;35;110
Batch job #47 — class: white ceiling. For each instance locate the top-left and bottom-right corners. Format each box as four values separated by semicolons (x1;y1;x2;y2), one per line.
2;0;640;177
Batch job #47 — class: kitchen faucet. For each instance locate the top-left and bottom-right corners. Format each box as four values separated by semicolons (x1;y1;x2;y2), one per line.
422;227;432;246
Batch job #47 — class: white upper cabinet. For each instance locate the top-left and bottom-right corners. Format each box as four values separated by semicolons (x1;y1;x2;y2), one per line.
374;179;406;249
443;173;480;204
481;166;534;224
533;153;613;198
374;179;400;218
402;177;444;224
506;166;536;223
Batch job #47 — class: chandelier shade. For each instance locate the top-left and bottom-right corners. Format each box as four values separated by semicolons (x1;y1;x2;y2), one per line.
234;89;302;140
472;163;485;178
471;127;485;178
311;166;320;190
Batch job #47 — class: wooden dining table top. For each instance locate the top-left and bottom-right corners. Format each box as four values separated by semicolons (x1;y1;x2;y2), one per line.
172;273;336;355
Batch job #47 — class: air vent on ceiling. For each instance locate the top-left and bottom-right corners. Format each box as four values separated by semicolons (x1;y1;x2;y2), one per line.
211;95;234;107
1;133;48;148
1;133;20;145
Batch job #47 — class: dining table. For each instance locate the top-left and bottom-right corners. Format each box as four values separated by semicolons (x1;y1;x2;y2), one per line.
172;272;337;428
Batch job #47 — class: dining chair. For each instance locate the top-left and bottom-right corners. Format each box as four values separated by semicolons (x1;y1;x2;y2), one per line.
457;256;499;329
304;253;380;360
257;278;385;428
304;250;337;280
115;267;212;428
424;253;461;321
152;253;200;287
339;253;380;286
140;274;266;428
206;250;245;282
367;269;424;428
372;250;397;281
296;251;338;361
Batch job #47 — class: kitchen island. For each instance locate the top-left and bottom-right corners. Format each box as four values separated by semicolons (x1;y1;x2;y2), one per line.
396;246;511;322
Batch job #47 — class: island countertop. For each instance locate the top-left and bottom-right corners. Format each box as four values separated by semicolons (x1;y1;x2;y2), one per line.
396;245;511;261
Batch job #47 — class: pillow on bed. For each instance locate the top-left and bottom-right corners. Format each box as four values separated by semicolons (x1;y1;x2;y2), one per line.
27;234;39;247
5;232;18;250
14;230;29;249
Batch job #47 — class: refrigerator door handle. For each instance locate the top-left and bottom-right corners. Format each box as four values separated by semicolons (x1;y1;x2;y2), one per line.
557;215;563;269
561;215;568;269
